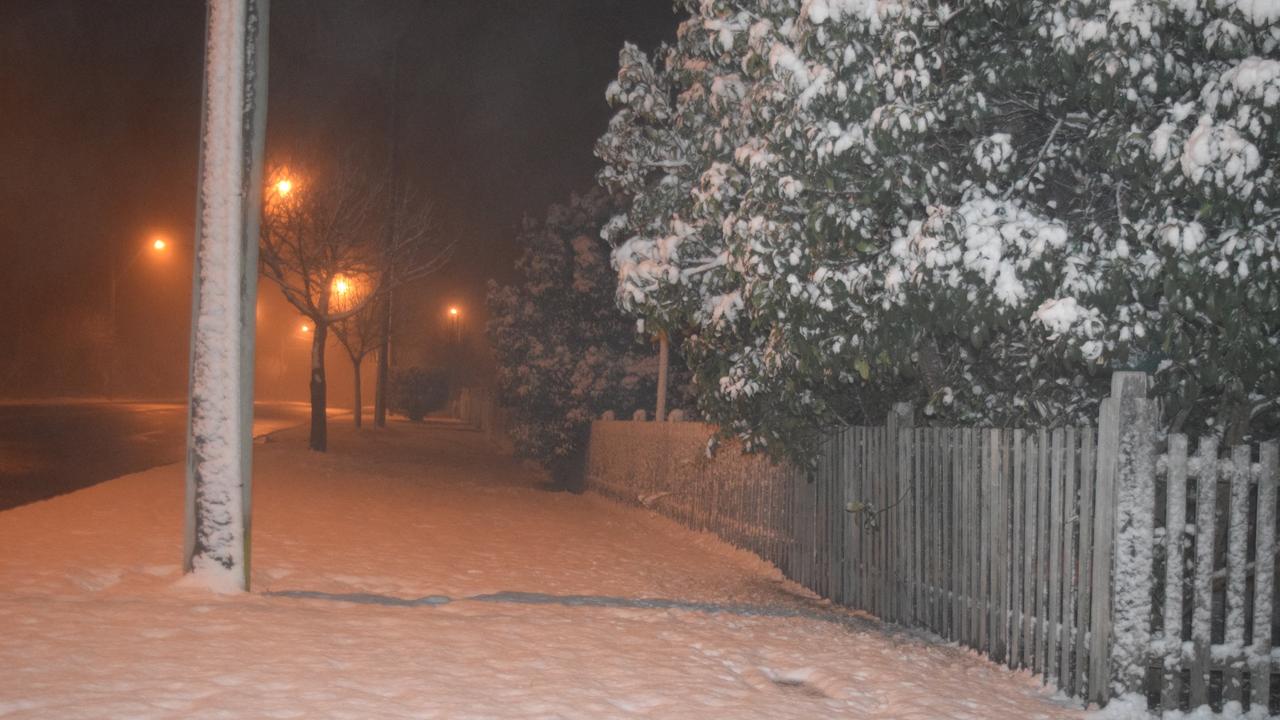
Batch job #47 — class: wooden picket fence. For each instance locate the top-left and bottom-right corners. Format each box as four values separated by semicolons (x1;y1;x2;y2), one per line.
457;387;509;447
585;372;1279;714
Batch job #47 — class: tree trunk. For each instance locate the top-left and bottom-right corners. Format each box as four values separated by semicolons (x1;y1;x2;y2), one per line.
352;356;362;428
918;334;946;400
309;322;328;451
656;331;669;422
374;303;390;427
1223;391;1250;448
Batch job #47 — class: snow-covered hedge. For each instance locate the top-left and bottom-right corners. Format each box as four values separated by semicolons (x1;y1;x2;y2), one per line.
598;0;1280;461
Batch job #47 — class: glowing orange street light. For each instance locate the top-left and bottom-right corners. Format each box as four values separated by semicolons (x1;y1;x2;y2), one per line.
333;277;352;296
275;178;293;197
448;305;461;343
106;234;173;398
300;323;310;333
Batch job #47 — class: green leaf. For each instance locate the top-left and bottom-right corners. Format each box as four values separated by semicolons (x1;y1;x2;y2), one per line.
854;357;871;381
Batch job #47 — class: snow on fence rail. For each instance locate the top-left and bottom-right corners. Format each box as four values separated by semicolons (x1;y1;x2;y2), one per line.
585;371;1279;715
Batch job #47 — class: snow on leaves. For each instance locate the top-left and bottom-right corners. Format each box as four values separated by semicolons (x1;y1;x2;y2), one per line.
598;0;1280;460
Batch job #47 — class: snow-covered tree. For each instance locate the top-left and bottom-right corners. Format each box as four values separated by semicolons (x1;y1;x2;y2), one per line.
487;190;656;484
599;0;1279;461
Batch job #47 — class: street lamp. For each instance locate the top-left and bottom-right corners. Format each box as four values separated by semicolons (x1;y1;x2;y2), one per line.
106;235;170;398
448;305;460;343
265;175;295;211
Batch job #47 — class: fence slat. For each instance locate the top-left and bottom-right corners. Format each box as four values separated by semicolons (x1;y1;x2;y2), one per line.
947;428;959;641
1047;428;1065;684
967;429;979;647
1162;434;1189;712
897;407;914;625
882;425;891;621
921;429;931;630
846;428;856;607
1037;428;1053;676
924;429;935;632
977;430;990;654
1251;441;1278;712
1024;433;1039;669
1189;436;1220;708
1010;429;1024;669
842;428;853;608
931;428;940;630
824;431;834;600
1223;445;1252;703
838;429;848;602
996;429;1011;663
876;426;887;620
1059;427;1078;693
967;427;977;648
988;430;1000;658
859;427;869;611
912;428;922;625
962;425;967;645
958;427;967;644
1075;429;1096;700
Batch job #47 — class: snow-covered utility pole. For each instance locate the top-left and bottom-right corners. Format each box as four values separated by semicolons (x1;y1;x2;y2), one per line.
183;0;270;593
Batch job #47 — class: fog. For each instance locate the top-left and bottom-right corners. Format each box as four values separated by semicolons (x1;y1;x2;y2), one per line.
0;0;676;402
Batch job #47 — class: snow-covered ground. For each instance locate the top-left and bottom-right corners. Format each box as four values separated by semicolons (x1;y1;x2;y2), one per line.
1;420;1088;718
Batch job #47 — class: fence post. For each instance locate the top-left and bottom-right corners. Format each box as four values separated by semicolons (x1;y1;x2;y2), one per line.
1088;371;1157;705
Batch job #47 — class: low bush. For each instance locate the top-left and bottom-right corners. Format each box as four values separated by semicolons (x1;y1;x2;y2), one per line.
389;367;449;422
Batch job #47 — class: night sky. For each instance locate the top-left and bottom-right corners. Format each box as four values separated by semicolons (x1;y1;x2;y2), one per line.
0;0;679;400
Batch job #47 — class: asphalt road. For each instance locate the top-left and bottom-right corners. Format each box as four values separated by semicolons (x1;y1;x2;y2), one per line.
0;400;317;511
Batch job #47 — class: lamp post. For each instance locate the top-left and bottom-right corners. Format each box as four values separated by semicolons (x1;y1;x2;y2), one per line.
449;305;460;343
106;235;170;398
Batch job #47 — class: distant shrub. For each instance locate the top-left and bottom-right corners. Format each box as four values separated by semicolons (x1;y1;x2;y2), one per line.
389;367;449;422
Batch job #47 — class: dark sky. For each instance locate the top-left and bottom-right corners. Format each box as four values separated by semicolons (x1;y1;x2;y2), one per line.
0;0;679;399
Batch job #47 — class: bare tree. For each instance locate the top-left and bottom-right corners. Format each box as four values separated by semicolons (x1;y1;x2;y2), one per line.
258;154;450;451
332;293;384;428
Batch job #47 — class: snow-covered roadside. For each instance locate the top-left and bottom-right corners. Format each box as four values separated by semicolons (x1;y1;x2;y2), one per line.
1;421;1087;718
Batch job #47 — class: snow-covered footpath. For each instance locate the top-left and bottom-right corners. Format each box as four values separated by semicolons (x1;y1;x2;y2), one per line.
1;420;1087;719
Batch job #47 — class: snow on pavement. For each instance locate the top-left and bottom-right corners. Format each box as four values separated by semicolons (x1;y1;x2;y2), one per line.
0;421;1086;718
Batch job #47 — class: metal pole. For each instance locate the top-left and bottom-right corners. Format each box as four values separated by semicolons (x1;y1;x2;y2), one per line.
107;247;117;400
